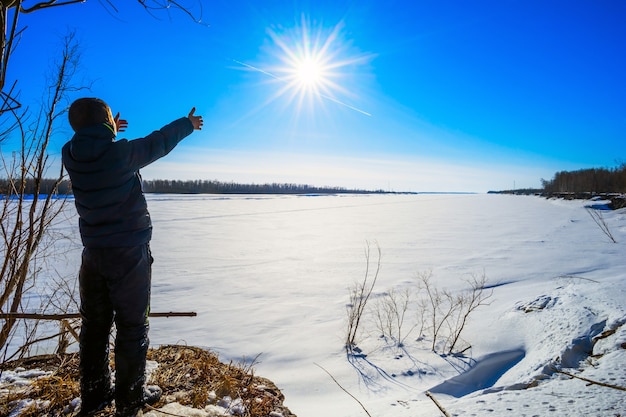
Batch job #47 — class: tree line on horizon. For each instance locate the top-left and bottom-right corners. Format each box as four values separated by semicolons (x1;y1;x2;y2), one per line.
2;164;625;197
540;163;626;194
0;178;384;196
141;179;384;194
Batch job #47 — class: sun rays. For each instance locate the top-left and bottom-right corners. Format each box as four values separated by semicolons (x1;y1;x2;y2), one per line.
234;16;372;117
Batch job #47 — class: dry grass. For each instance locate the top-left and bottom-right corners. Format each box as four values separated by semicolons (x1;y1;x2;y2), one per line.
147;345;288;416
0;345;295;417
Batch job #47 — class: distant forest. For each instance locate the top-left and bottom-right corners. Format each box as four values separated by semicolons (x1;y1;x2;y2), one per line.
140;179;382;194
0;179;72;195
2;163;625;196
0;178;383;196
490;163;626;195
540;163;626;194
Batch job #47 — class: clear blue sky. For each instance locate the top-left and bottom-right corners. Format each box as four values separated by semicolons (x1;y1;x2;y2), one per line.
9;0;626;192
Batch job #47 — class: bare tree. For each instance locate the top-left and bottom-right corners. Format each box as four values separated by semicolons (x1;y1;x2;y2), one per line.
373;287;415;347
414;271;492;354
0;33;82;355
345;242;381;352
0;0;204;359
419;273;459;352
446;273;493;354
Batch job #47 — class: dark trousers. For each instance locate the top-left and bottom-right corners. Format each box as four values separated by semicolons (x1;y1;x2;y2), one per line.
78;244;152;416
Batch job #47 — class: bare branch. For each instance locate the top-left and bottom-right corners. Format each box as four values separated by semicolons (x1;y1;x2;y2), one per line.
0;311;197;319
552;367;626;392
0;32;78;351
20;0;85;14
137;0;205;24
315;363;373;417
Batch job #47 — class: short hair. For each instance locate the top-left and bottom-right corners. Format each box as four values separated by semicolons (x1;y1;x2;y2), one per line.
68;98;112;132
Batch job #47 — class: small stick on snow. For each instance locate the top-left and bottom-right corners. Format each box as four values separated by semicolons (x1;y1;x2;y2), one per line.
145;404;187;417
552;367;626;392
426;391;452;417
315;363;373;417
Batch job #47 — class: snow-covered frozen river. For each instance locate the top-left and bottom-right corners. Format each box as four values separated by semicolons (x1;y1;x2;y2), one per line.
25;193;626;416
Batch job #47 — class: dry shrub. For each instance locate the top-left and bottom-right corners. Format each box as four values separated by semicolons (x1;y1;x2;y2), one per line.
148;344;223;407
1;345;295;417
148;345;291;416
0;353;81;416
18;375;79;417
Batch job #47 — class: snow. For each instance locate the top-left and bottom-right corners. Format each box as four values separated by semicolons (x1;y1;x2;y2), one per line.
5;193;626;416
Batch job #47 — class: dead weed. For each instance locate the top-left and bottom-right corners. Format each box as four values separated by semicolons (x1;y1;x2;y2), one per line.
0;345;295;417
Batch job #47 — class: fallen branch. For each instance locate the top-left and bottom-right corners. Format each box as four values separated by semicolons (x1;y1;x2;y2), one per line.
426;391;452;417
0;312;197;320
145;404;187;417
315;363;372;417
592;327;617;345
552;368;626;392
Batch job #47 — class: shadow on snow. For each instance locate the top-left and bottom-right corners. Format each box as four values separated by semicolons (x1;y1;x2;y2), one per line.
428;349;525;398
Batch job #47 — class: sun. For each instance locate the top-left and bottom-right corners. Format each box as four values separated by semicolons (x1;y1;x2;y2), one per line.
255;16;372;116
269;20;340;99
295;56;325;89
233;16;372;116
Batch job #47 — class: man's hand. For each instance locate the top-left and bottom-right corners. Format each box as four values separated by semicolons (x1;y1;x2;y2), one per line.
114;112;128;133
188;107;204;130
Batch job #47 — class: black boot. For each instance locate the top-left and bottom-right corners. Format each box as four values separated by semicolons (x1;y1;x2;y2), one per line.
114;385;162;417
78;388;113;416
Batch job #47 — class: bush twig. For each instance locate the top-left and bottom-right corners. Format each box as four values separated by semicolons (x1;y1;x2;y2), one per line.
585;206;617;243
315;363;372;417
346;242;381;350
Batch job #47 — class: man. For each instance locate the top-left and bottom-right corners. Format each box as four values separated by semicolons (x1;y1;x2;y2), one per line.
62;98;203;416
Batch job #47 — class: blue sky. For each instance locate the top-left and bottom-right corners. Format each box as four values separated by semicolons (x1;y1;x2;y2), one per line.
9;0;626;192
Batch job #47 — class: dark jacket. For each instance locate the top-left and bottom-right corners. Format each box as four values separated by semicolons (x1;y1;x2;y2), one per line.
62;117;194;248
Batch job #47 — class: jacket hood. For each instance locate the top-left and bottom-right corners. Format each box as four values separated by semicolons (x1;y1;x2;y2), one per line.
68;123;116;162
